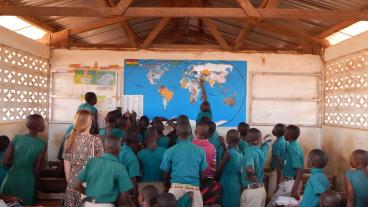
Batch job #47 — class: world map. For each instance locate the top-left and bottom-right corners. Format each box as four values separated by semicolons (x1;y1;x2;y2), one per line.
124;59;247;127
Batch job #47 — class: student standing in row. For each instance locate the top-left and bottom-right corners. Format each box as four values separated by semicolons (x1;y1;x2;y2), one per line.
77;92;99;134
237;122;250;156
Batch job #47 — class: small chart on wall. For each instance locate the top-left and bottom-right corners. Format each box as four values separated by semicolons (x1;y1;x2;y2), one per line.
124;59;247;127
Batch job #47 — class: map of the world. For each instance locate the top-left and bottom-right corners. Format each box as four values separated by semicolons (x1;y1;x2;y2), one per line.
124;59;247;127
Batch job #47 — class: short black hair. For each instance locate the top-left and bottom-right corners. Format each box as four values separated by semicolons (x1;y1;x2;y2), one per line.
226;129;240;144
352;149;368;167
157;193;177;207
309;149;328;168
84;92;97;104
207;121;216;137
26;114;44;131
320;190;342;207
0;135;10;152
176;123;190;138
246;128;262;143
117;116;130;128
139;116;149;126
140;185;159;206
285;125;300;140
152;119;164;132
237;122;250;136
200;101;211;112
124;128;138;145
105;110;121;125
272;123;286;137
196;121;209;138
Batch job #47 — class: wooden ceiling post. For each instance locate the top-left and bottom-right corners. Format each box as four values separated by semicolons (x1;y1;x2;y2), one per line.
201;17;231;50
121;21;139;48
141;17;171;49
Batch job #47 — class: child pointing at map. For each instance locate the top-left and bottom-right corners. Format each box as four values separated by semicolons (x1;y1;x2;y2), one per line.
197;78;212;123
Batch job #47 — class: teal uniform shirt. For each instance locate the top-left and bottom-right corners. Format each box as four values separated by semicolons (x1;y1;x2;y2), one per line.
160;139;207;187
238;140;249;156
196;111;212;123
78;153;133;203
118;145;140;178
0;151;8;185
270;136;288;170
157;136;170;149
77;103;98;113
137;147;166;182
99;128;125;139
346;170;368;207
208;132;223;167
242;143;270;187
299;168;329;207
177;192;192;207
283;140;304;177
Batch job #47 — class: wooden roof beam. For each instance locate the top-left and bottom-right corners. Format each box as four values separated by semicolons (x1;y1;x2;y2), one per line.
201;17;231;50
121;21;139;48
1;6;368;20
141;17;171;49
236;0;260;18
116;0;134;14
68;16;133;35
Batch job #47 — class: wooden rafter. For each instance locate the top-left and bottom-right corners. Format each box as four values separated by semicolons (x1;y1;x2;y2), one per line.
116;0;134;14
264;0;279;8
235;0;260;18
317;20;356;39
69;16;133;35
95;0;108;7
121;21;139;48
1;6;368;20
141;17;171;49
201;17;231;50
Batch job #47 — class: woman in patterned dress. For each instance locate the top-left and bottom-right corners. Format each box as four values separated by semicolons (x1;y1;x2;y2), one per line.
63;110;104;207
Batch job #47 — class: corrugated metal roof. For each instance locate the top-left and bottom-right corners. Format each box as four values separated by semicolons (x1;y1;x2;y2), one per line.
7;0;368;51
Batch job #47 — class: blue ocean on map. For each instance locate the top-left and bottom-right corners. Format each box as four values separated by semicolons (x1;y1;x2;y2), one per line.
124;59;247;127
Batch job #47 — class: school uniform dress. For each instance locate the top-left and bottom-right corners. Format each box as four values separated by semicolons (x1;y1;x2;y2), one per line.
267;140;304;207
220;147;243;207
346;169;368;207
240;143;270;207
299;168;329;207
99;128;125;139
196;111;212;123
0;135;46;205
157;136;170;149
137;146;166;193
208;132;223;167
160;139;208;207
0;151;9;185
118;145;140;179
63;134;104;207
268;136;288;197
238;140;249;156
77;153;133;206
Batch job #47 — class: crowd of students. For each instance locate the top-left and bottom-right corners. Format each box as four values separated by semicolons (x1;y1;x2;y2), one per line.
0;90;367;207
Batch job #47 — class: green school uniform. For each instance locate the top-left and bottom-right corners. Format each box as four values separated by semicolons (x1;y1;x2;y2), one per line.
283;140;304;177
160;139;207;187
299;168;329;207
270;136;288;170
196;111;212;123
346;170;368;207
177;192;192;207
118;145;140;178
77;103;98;113
137;147;166;182
0;151;8;185
0;135;46;205
242;143;270;187
77;153;133;203
208;132;223;167
238;140;249;156
99;128;125;139
157;136;170;149
220;148;243;207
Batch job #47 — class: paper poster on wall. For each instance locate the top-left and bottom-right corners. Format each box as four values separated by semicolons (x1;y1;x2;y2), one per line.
124;59;247;127
71;64;119;114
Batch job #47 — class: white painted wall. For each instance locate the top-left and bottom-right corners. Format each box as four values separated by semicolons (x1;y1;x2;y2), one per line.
322;31;368;186
48;49;323;161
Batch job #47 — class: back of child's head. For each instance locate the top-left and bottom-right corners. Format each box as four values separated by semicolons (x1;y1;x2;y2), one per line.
246;128;262;144
84;92;97;105
350;149;368;168
226;129;240;145
139;185;159;207
308;149;328;169
152;116;162;124
199;116;211;124
272;123;286;137
147;127;158;143
0;135;10;152
152;119;164;133
156;192;177;207
285;125;300;141
26;114;45;132
237;122;250;137
176;123;190;139
200;101;211;112
195;121;209;139
320;190;342;207
177;115;190;126
207;121;216;137
104;135;121;156
117;116;130;130
105;110;121;126
124;128;138;146
139;116;149;128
